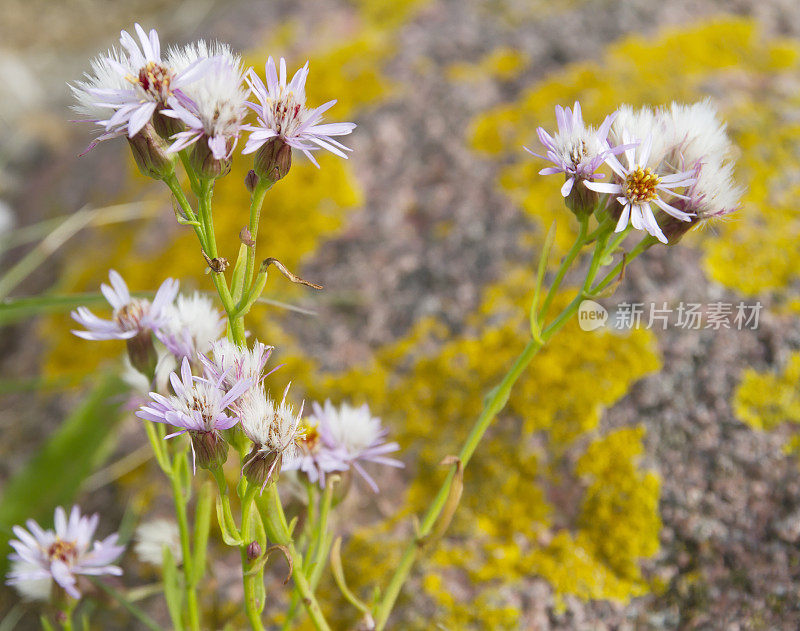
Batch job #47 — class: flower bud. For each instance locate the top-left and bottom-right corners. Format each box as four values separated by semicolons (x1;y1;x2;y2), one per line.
242;446;281;488
253;138;292;184
566;178;598;220
126;330;158;381
152;106;184;140
245;169;259;194
190;431;229;470
246;541;262;562
128;123;176;180
190;141;232;180
654;200;697;245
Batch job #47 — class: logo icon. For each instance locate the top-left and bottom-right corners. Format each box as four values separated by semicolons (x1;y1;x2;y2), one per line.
578;300;608;331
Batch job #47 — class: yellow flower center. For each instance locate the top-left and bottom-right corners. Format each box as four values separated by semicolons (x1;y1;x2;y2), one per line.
298;420;320;453
624;166;661;203
127;61;173;102
48;539;77;564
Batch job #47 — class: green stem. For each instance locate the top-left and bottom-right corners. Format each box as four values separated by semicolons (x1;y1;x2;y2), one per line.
241;483;265;631
372;233;621;630
163;175;206;251
241;179;272;304
283;478;336;630
538;217;589;321
178;150;199;194
169;460;200;631
259;485;331;631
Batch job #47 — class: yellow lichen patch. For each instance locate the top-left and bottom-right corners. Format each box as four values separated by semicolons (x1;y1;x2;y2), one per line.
734;353;800;432
448;47;529;83
469;18;800;291
285;275;662;614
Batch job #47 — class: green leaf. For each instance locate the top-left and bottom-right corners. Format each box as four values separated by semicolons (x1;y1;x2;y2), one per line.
0;375;129;572
0;292;151;327
162;547;184;631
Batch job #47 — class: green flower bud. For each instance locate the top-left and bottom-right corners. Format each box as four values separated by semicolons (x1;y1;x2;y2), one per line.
127;123;176;180
190;431;229;470
242;446;281;489
253;138;292;184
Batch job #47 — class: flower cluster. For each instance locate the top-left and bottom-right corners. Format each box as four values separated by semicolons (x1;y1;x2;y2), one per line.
531;100;741;243
72;24;355;177
6;506;124;601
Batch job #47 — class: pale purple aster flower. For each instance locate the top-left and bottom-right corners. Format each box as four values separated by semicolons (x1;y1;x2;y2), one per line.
525;102;624;197
238;384;306;490
71;24;210;151
282;416;349;490
242;57;356;167
312;400;403;493
71;270;178;341
136;357;250;470
584;130;696;243
199;339;276;389
6;506;124;600
158;291;226;361
162;43;249;160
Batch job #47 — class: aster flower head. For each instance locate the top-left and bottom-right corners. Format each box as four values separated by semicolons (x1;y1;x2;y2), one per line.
71;24;210;150
71;270;178;342
312;400;403;493
584;126;696;243
238;384;305;490
199;339;275;390
526;102;622;199
133;519;182;566
282;416;349;489
158;291;226;362
162;42;249;175
653;100;743;242
6;506;124;600
136;357;250;470
243;57;356;169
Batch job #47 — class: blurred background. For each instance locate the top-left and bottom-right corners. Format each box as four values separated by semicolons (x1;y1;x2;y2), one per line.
2;0;800;628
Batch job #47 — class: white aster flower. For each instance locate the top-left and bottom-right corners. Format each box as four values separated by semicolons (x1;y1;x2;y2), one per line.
158;291;226;361
6;506;124;600
200;339;275;389
312;400;403;493
242;57;356;167
653;100;743;241
584;129;696;243
239;384;305;490
71;270;179;341
133;519;182;566
162;42;249;161
71;24;209;151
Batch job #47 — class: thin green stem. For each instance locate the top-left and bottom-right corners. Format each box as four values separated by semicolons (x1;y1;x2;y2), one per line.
241;483;265;631
178;150;199;194
372;234;615;630
241;180;272;304
259;485;331;631
539;217;589;321
163;175;206;251
169;460;200;631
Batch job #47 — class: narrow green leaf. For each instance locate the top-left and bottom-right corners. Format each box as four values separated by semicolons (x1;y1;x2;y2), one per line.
88;578;164;631
191;482;213;587
0;292;151;327
162;547;184;631
530;220;556;342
